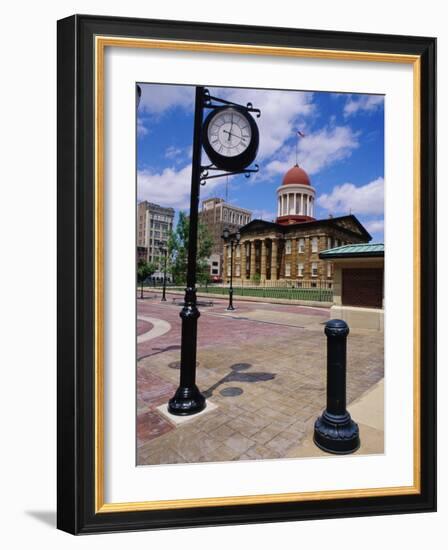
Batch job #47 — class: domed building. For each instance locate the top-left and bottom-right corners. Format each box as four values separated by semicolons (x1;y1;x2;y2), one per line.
223;164;372;286
277;165;316;225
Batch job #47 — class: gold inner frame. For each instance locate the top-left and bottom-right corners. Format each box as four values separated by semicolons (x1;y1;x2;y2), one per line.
94;36;421;514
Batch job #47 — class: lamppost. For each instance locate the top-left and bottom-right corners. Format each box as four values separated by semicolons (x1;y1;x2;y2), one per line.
136;84;141;109
159;245;167;302
167;86;260;416
221;228;240;311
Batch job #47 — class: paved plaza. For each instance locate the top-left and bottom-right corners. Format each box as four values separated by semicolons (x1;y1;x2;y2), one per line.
137;291;384;465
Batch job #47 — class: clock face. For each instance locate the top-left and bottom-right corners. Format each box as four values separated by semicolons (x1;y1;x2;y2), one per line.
202;106;259;171
206;108;252;157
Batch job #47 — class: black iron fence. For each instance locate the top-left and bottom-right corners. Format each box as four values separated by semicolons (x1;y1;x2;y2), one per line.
145;279;333;302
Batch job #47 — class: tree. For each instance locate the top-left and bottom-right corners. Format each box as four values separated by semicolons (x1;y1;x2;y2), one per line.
168;211;213;285
137;260;156;299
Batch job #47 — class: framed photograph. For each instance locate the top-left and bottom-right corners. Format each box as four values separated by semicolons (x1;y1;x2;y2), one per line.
57;14;436;534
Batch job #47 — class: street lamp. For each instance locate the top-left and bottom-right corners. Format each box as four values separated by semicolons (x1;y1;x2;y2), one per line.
159;245;167;302
221;228;241;311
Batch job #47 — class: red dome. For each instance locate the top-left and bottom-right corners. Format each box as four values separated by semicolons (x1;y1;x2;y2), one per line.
282;164;310;186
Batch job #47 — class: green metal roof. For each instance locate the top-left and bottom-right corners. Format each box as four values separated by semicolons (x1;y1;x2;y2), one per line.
320;243;384;259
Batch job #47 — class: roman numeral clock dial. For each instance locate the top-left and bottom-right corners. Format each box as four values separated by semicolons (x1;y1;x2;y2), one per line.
202;106;259;172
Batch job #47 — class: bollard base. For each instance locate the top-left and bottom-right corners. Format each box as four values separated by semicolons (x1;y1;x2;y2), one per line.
168;385;206;416
313;410;360;455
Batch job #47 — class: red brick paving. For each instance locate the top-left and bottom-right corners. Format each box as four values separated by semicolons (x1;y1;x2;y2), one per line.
137;410;173;446
136;292;383;464
136;294;328;450
137;318;153;336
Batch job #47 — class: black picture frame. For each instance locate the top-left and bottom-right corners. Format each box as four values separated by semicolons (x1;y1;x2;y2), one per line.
57;14;436;534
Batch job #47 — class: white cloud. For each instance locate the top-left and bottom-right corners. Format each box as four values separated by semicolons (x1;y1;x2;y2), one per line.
164;145;193;164
138;165;192;209
344;95;383;117
251;209;276;222
215;87;315;161
265;125;359;177
364;218;384;234
137;117;148;137
138;84;194;115
317;177;384;216
137;164;225;210
164;146;182;159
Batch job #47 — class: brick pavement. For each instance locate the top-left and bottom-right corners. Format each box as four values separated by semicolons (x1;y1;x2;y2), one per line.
136;293;384;465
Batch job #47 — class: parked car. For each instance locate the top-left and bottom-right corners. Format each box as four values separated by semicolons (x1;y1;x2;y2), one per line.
211;275;222;283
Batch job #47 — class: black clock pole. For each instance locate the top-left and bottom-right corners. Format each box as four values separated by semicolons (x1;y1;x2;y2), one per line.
168;87;206;415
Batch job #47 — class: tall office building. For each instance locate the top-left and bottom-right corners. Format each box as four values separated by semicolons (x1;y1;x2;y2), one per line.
137;201;175;276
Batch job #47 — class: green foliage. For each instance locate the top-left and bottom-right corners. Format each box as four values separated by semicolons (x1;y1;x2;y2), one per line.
251;272;261;284
168;211;213;285
137;260;156;283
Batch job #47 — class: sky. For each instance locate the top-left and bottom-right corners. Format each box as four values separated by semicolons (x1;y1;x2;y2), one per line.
137;83;384;242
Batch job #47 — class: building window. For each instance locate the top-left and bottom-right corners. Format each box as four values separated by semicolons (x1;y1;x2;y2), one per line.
334;238;339;247
212;261;218;267
285;240;292;254
297;263;304;277
236;245;240;258
311;262;318;277
236;265;241;277
298;238;305;253
311;237;318;253
327;263;332;278
227;246;231;258
212;268;218;275
285;263;291;277
327;236;332;249
227;265;231;276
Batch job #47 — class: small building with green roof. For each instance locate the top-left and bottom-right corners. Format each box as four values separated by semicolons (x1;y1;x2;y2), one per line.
319;243;384;331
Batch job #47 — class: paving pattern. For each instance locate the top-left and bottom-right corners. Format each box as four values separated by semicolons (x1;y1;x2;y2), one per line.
137;291;384;465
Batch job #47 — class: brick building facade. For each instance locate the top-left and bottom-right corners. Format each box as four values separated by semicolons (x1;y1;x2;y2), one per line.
199;197;252;278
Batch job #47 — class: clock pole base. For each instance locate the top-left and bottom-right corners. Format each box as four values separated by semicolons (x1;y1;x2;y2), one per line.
168;385;206;416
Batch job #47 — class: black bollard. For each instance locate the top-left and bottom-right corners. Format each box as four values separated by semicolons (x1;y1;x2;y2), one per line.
313;319;360;454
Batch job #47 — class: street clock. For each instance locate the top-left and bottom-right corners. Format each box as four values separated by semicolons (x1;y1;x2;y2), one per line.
202;106;259;172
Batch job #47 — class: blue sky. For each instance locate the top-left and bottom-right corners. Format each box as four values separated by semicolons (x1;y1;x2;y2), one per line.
137;84;384;242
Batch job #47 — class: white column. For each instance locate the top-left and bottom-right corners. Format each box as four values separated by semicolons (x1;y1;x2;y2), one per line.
300;194;303;215
278;197;281;217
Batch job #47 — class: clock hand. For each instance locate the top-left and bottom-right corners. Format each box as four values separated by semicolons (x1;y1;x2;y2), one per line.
228;114;234;141
223;129;245;141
